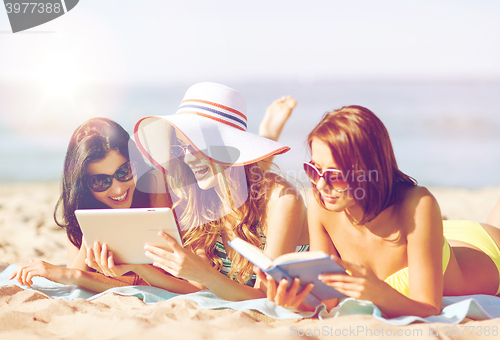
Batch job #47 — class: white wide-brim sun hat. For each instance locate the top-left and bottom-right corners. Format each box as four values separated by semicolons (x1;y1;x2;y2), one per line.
133;82;290;171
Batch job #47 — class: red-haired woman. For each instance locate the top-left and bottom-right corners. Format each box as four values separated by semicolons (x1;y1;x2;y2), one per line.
261;106;500;318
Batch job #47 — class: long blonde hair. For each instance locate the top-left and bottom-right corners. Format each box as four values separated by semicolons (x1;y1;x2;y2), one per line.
167;155;273;284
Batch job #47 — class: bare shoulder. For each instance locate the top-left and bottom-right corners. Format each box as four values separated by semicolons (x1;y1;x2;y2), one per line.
258;173;309;250
265;172;305;207
401;186;439;212
261;173;306;231
400;186;442;237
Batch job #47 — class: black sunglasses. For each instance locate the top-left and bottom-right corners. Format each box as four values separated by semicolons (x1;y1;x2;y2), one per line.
86;161;134;192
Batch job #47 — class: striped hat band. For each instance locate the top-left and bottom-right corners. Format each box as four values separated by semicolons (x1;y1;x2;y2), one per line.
176;99;248;131
133;82;290;167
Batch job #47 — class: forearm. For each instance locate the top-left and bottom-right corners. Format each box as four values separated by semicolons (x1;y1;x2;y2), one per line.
201;268;266;301
133;265;201;294
322;298;339;311
62;268;132;293
374;287;441;318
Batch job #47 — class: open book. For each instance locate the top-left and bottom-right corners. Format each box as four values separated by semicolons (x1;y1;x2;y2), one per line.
228;238;346;306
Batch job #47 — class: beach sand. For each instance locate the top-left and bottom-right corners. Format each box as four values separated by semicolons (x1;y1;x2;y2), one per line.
1;182;500;339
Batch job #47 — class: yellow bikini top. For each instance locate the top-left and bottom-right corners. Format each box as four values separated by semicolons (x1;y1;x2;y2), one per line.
383;237;450;297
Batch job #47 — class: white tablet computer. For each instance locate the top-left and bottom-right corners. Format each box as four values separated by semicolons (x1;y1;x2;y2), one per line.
75;207;182;264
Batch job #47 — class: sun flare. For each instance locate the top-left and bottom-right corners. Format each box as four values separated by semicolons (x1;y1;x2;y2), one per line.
36;51;86;97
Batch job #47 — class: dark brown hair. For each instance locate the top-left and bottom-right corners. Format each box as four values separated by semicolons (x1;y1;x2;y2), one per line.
307;105;416;224
54;118;150;249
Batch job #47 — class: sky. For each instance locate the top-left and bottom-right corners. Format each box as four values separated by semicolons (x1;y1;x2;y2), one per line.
0;0;499;185
0;0;500;86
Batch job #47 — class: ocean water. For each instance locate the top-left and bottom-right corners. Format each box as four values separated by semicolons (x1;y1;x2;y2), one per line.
0;79;499;188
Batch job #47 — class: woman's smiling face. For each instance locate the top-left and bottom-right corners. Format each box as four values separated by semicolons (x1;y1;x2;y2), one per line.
86;150;137;209
175;135;219;191
310;137;355;212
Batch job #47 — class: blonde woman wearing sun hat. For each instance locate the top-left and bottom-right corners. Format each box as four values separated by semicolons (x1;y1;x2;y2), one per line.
127;82;310;300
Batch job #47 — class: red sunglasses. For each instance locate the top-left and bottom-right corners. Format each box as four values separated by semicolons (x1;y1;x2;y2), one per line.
303;162;348;192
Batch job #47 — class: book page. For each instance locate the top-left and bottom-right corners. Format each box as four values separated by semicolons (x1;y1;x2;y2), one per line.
228;238;274;270
273;251;328;265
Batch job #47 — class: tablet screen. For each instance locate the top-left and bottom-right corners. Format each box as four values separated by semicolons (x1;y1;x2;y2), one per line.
75;207;181;264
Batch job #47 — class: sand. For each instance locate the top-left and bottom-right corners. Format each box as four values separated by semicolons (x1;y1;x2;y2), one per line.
1;182;500;339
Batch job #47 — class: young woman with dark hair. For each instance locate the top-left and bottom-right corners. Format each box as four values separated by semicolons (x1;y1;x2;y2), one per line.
261;106;500;318
56;118;156;253
10;118;171;292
